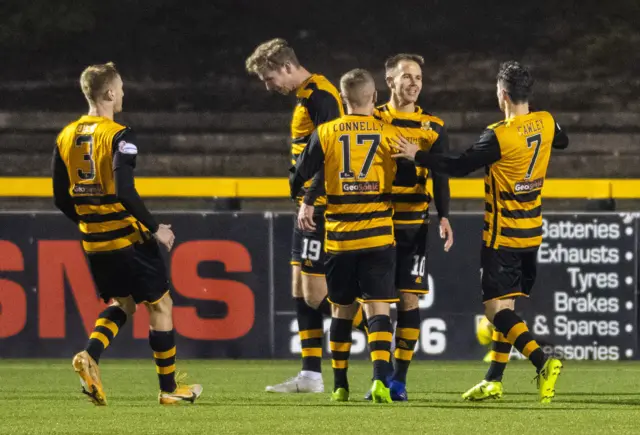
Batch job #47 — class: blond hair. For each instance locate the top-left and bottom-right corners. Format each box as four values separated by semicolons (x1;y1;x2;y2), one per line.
340;69;375;107
79;62;120;103
245;38;300;75
384;53;424;75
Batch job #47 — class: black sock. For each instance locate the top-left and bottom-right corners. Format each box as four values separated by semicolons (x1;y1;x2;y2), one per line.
295;297;323;373
392;308;420;384
485;330;512;381
351;304;368;333
492;309;546;371
85;306;127;363
149;329;177;393
330;317;352;391
317;296;332;317
367;315;393;382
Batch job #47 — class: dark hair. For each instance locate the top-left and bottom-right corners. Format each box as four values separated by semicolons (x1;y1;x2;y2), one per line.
496;61;533;104
384;53;424;73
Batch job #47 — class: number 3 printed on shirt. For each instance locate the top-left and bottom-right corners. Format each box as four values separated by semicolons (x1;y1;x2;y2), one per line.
75;135;96;180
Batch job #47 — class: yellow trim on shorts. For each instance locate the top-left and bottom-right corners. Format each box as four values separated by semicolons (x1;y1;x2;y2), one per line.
482;292;528;303
290;261;301;266
356;297;400;304
300;271;326;277
398;289;430;294
326;297;355;307
143;290;171;305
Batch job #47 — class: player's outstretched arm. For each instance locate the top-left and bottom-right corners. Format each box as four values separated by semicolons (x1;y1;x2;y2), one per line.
51;146;80;223
392;130;502;177
552;121;569;150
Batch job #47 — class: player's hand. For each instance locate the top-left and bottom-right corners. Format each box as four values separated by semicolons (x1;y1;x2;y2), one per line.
154;224;175;251
391;136;419;161
298;203;316;232
439;217;454;252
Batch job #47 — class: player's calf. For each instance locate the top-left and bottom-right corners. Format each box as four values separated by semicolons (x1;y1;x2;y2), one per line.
329;303;357;400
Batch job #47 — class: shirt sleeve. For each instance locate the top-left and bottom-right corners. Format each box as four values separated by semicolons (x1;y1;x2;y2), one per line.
51;145;79;223
415;129;502;177
289;130;326;200
303;170;325;205
307;90;342;127
112;129;159;233
552;121;569;150
429;127;451;219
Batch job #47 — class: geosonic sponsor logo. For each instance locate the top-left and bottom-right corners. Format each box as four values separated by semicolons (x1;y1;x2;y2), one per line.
72;184;104;195
342;181;380;193
514;177;543;192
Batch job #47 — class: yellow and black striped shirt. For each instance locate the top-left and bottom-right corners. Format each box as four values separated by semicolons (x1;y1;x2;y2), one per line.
291;74;344;207
290;115;399;253
413;111;569;251
374;103;450;240
53;116;154;253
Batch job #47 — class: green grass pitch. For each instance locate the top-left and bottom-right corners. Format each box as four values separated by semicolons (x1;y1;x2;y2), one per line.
1;360;640;434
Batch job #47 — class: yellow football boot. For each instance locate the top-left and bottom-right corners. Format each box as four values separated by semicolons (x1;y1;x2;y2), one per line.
537;358;563;404
72;351;107;406
370;380;392;404
331;388;349;402
159;373;203;405
462;380;503;401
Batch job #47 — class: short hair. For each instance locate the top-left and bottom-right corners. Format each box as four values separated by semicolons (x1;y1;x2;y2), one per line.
384;53;424;74
245;38;300;75
340;69;375;107
80;62;120;104
497;61;534;104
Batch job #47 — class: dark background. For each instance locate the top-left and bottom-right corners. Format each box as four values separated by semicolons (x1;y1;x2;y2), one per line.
1;0;638;111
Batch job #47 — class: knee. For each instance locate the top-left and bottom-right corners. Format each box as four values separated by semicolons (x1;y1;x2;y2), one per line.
111;298;136;316
291;267;303;298
398;292;420;311
302;275;327;309
147;294;173;316
484;303;505;323
332;302;357;319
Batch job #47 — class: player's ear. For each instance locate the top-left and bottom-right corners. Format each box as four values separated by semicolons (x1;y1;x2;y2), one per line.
283;62;293;74
104;88;114;102
385;75;394;90
372;90;378;105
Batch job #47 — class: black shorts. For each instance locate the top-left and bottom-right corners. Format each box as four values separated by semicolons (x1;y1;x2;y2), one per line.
481;245;538;303
325;245;398;306
87;239;170;304
395;223;429;294
290;209;326;276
